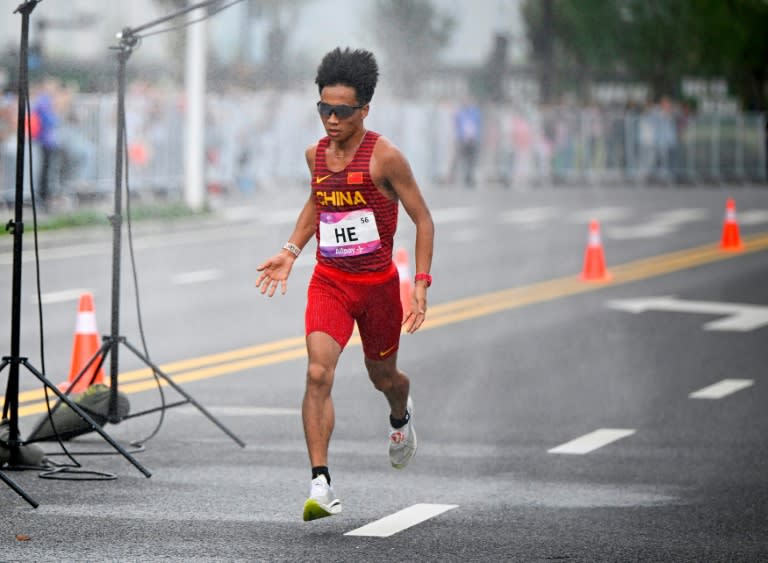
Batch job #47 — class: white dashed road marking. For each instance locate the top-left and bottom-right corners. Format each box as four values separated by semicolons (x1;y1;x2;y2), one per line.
345;504;459;537
689;379;754;400
568;206;632;224
500;207;559;226
262;209;305;225
739;209;768;225
548;428;636;455
431;207;480;223
446;228;481;243
607;208;709;240
608;222;681;239
33;288;92;305
172;269;223;285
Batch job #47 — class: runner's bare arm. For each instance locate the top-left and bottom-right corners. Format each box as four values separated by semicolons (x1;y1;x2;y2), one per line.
255;145;318;297
371;137;435;333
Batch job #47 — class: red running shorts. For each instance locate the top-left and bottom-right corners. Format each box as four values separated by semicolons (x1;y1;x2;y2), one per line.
305;262;402;360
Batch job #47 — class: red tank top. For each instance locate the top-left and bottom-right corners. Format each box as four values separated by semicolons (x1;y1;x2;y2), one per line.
312;130;398;273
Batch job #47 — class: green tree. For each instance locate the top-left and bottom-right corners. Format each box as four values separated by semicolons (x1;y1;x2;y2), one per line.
686;0;768;110
523;0;768;110
524;0;628;101
372;0;454;97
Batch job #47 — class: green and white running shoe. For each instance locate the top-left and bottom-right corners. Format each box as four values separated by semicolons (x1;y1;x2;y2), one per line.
389;396;417;469
303;475;341;521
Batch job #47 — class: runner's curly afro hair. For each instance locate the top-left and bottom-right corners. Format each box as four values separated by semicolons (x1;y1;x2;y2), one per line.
315;47;379;106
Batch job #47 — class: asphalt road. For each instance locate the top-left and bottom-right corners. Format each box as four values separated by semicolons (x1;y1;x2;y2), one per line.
1;184;767;562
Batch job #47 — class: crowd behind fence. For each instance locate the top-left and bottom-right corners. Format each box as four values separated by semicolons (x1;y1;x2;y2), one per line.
1;86;766;209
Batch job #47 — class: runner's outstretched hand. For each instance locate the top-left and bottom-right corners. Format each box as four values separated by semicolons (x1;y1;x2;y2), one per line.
402;285;427;334
256;253;295;297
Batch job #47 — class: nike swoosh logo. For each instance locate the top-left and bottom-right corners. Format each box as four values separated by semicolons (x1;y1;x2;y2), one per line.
316;174;333;184
379;345;397;357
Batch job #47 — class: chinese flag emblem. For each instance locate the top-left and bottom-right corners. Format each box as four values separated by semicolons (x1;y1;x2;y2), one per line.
347;171;364;184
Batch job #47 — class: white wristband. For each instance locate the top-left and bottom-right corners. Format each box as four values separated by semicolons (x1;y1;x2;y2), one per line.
282;242;301;258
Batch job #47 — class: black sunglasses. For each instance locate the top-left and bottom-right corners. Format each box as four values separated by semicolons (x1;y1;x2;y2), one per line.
317;101;364;119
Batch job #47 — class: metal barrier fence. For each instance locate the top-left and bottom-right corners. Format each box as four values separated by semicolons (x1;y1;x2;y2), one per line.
474;106;767;188
1;93;766;207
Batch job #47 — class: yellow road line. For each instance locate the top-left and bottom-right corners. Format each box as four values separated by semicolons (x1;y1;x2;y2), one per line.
428;232;768;319
6;335;306;404
8;232;768;417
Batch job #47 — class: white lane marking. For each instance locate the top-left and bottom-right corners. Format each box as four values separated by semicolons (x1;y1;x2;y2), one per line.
653;208;710;223
608;296;768;331
569;207;632;224
220;206;300;224
607;208;709;240
607;223;679;239
0;242;109;265
431;207;480;223
739;209;768;225
177;406;300;416
0;223;261;265
500;207;559;226
446;228;481;243
689;379;754;400
172;269;223;285
32;288;92;305
262;209;304;225
548;428;635;455
345;504;458;537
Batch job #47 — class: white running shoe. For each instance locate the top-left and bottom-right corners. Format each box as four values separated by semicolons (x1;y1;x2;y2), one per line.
303;475;341;521
389;396;417;469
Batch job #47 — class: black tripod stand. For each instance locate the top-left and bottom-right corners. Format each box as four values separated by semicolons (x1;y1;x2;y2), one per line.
1;0;152;509
33;2;245;446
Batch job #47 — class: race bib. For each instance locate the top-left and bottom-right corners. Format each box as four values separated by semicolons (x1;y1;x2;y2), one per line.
319;209;381;258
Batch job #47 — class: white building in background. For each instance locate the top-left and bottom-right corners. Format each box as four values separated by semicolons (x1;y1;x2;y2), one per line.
0;0;526;75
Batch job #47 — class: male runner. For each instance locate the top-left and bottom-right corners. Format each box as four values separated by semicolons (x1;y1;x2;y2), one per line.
255;47;434;521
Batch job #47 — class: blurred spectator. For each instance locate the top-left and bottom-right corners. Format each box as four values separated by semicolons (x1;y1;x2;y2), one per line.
453;98;482;188
0;94;14;143
636;100;656;182
605;104;627;179
507;105;534;187
650;96;678;184
550;101;577;184
584;104;607;182
1;93;17;205
672;99;693;182
1;83;762;208
530;109;552;185
31;78;63;208
58;87;96;193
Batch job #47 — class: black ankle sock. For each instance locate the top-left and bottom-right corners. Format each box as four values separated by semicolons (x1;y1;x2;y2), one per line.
312;466;330;485
390;410;410;429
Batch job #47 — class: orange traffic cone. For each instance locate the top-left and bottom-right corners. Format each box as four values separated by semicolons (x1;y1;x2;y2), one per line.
720;198;743;251
580;220;612;282
394;247;413;314
59;293;105;394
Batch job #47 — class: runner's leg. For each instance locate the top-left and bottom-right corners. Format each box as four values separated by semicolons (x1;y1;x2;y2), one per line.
303;332;342;467
357;272;408;418
365;354;410;420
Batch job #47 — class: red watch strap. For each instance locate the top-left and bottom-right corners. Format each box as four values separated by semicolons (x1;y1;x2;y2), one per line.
414;273;432;287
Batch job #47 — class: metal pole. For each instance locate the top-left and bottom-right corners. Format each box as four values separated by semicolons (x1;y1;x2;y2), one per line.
107;42;130;422
184;1;207;211
5;1;35;469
